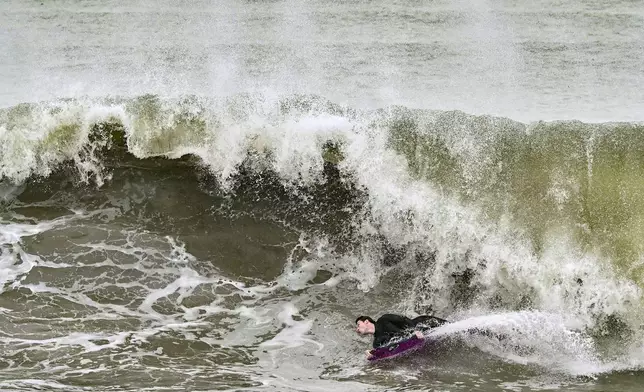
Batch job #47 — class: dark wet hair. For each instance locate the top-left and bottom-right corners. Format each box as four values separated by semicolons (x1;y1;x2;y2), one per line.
355;315;375;324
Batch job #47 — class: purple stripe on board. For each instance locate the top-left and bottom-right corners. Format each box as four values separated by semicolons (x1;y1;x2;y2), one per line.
367;335;426;362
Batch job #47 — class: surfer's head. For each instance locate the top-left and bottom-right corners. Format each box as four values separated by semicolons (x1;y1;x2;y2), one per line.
355;315;376;334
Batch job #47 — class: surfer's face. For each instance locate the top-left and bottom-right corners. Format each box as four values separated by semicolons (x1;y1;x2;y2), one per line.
356;320;375;334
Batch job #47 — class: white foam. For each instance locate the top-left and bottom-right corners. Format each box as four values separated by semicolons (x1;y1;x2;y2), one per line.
259;303;322;352
0;379;80;390
0;100;127;185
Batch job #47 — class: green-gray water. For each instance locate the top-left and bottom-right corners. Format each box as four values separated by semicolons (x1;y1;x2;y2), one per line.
1;1;644;391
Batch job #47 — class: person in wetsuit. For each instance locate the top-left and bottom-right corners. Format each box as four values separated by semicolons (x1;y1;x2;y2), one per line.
355;313;449;354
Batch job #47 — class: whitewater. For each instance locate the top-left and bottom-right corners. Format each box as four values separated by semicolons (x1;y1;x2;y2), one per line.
1;1;644;391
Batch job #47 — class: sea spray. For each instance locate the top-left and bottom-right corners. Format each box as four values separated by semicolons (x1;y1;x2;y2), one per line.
426;311;601;375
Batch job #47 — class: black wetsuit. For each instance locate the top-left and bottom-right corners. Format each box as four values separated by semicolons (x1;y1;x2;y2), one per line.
372;314;449;348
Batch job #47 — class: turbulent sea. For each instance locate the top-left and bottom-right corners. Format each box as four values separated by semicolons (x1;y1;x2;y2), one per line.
1;1;644;391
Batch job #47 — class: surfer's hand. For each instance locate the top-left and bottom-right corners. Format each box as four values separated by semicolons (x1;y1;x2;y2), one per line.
366;349;373;359
414;331;424;339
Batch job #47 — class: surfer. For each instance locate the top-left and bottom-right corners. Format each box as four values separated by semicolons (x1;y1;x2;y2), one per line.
355;313;449;358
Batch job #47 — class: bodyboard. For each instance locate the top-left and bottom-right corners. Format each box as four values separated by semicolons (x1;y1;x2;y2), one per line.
367;335;426;362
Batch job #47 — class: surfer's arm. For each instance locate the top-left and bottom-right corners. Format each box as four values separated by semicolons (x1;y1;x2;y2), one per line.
372;329;392;348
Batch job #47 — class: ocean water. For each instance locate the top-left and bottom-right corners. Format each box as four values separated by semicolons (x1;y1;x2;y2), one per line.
1;0;644;391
